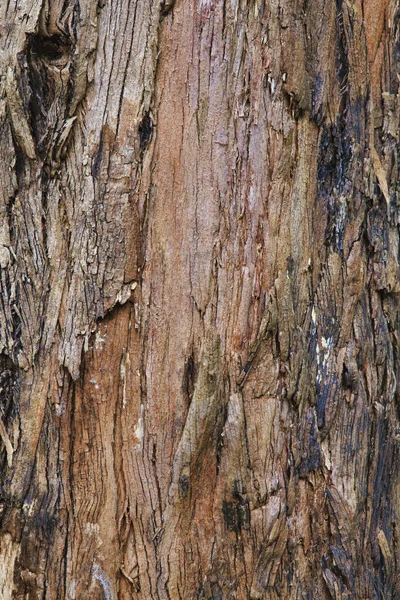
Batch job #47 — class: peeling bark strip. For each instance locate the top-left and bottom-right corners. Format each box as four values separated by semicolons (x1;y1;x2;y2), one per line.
0;0;400;598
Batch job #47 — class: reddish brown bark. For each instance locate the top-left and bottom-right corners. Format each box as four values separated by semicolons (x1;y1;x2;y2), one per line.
1;0;400;598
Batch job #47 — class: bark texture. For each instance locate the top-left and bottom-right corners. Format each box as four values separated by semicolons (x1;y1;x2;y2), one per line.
0;0;400;598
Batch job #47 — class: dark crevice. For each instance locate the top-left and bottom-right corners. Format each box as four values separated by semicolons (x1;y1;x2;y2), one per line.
25;29;75;158
0;354;20;476
29;35;72;64
222;480;250;533
91;129;103;179
215;400;228;475
182;352;197;409
41;168;51;253
160;0;176;18
138;113;153;152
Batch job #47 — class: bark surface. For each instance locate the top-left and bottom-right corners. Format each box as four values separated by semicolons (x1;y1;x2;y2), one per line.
0;0;400;598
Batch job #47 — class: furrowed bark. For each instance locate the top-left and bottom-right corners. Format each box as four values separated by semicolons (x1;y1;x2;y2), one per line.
0;0;400;598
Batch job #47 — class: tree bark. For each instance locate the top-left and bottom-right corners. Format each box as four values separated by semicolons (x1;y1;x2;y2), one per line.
0;0;400;598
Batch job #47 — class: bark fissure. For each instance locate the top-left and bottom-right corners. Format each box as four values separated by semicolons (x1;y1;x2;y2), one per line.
1;0;400;598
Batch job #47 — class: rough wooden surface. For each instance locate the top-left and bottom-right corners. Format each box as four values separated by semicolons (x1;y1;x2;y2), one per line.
0;0;400;598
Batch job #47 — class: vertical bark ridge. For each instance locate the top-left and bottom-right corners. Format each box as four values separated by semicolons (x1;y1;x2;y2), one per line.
0;0;400;598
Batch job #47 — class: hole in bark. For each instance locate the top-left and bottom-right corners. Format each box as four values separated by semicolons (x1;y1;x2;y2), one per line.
14;145;26;182
25;33;74;154
138;113;153;152
28;34;72;68
342;364;353;389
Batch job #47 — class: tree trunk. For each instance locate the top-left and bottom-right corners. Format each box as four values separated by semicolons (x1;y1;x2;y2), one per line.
1;0;400;598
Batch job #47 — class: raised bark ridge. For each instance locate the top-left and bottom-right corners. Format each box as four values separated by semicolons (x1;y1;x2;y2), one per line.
0;0;400;598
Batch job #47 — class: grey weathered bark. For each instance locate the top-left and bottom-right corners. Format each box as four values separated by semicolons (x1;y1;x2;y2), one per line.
0;0;400;598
